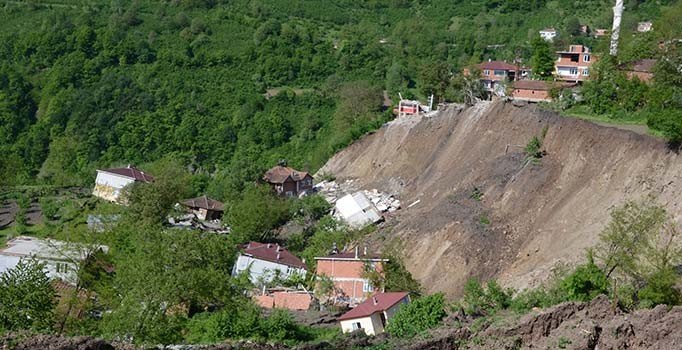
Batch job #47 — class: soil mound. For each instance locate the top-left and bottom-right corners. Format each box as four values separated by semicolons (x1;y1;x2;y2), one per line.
318;100;682;295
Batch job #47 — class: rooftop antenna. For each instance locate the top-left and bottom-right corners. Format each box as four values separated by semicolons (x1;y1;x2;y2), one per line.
610;0;624;56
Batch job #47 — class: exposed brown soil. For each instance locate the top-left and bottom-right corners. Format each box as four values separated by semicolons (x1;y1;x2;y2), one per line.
317;101;682;296
0;200;18;229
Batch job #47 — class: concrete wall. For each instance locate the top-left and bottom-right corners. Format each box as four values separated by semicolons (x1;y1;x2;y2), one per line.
92;172;135;202
232;254;305;284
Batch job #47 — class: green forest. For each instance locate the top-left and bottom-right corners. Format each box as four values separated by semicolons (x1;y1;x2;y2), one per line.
1;0;682;347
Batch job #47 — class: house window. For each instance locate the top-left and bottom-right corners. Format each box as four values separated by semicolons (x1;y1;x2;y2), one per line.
493;69;506;76
583;54;590;62
483;69;490;76
56;262;68;273
569;68;578;75
352;322;362;330
583;68;589;76
363;280;374;293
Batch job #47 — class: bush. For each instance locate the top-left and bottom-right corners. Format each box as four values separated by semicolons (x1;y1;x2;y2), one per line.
462;279;513;316
0;259;56;332
638;268;681;307
386;293;446;338
560;258;609;302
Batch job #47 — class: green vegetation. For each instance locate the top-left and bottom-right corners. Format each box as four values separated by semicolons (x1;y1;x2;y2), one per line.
386;293;446;338
0;259;56;333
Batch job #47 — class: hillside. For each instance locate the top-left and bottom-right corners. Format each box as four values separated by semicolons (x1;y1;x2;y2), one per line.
319;100;682;296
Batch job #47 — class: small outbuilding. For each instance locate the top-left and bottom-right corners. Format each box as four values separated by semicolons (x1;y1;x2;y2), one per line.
334;192;382;229
511;80;576;102
180;195;224;221
338;292;410;336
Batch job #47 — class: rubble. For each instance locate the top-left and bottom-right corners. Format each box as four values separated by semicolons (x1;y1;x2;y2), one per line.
314;180;401;213
167;213;230;234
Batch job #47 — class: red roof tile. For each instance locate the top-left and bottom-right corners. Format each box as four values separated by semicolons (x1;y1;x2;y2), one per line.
478;61;519;71
338;292;410;321
99;166;154;182
263;166;311;184
243;242;307;269
181;195;224;211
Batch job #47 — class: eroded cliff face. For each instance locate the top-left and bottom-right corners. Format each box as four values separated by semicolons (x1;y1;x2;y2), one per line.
318;100;682;296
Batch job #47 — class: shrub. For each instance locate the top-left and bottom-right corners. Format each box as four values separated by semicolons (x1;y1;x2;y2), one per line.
560;257;609;302
386;293;446;338
638;268;681;307
0;259;56;332
462;279;513;316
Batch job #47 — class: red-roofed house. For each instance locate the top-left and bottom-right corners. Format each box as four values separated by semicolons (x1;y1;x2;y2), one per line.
263;165;313;197
315;249;388;305
180;195;225;220
93;165;154;203
338;292;410;335
232;242;307;284
555;45;597;82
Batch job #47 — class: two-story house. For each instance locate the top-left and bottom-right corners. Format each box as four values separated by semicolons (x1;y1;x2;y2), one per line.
263;165;313;197
466;61;520;96
555;45;597;82
338;292;410;335
232;242;307;284
93;165;154;203
315;248;388;305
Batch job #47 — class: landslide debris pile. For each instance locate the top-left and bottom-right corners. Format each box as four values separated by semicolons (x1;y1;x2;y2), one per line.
317;101;682;296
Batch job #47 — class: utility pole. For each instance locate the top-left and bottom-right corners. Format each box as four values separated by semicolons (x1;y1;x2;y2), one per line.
610;0;624;56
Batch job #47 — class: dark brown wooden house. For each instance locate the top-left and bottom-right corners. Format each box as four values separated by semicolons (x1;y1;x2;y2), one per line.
263;166;313;197
180;195;225;221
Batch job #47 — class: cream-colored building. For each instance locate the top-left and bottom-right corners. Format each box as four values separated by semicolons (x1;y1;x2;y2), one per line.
338;292;410;335
92;165;153;203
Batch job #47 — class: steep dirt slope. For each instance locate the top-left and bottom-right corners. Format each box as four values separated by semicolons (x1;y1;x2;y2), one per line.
318;100;682;296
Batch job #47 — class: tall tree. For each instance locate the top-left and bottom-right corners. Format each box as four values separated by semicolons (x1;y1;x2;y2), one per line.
0;259;56;332
530;36;555;78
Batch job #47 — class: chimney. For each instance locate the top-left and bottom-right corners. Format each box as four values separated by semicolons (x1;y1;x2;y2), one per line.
373;297;378;305
267;243;272;248
363;246;367;256
277;252;281;260
276;244;281;251
127;164;132;168
355;247;359;259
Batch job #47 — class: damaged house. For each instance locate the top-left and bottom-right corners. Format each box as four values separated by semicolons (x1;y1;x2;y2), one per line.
180;195;224;221
338;292;410;336
334;192;382;229
315;248;388;306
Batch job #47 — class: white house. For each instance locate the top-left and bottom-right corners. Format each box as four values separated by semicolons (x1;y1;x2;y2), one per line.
92;165;154;203
338;292;410;335
539;28;557;42
334;192;382;229
0;236;109;285
232;242;307;284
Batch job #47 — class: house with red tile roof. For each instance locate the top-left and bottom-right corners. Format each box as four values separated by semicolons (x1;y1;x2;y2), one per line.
232;242;307;285
263;165;313;197
180;195;225;221
315;248;388;305
338;292;410;335
93;165;154;203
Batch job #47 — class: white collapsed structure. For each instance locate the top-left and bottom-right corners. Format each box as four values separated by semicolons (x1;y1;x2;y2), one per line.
334;192;383;229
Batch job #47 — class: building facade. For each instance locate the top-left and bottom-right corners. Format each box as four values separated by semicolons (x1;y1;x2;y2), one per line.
555;45;596;82
315;250;388;305
92;165;154;203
